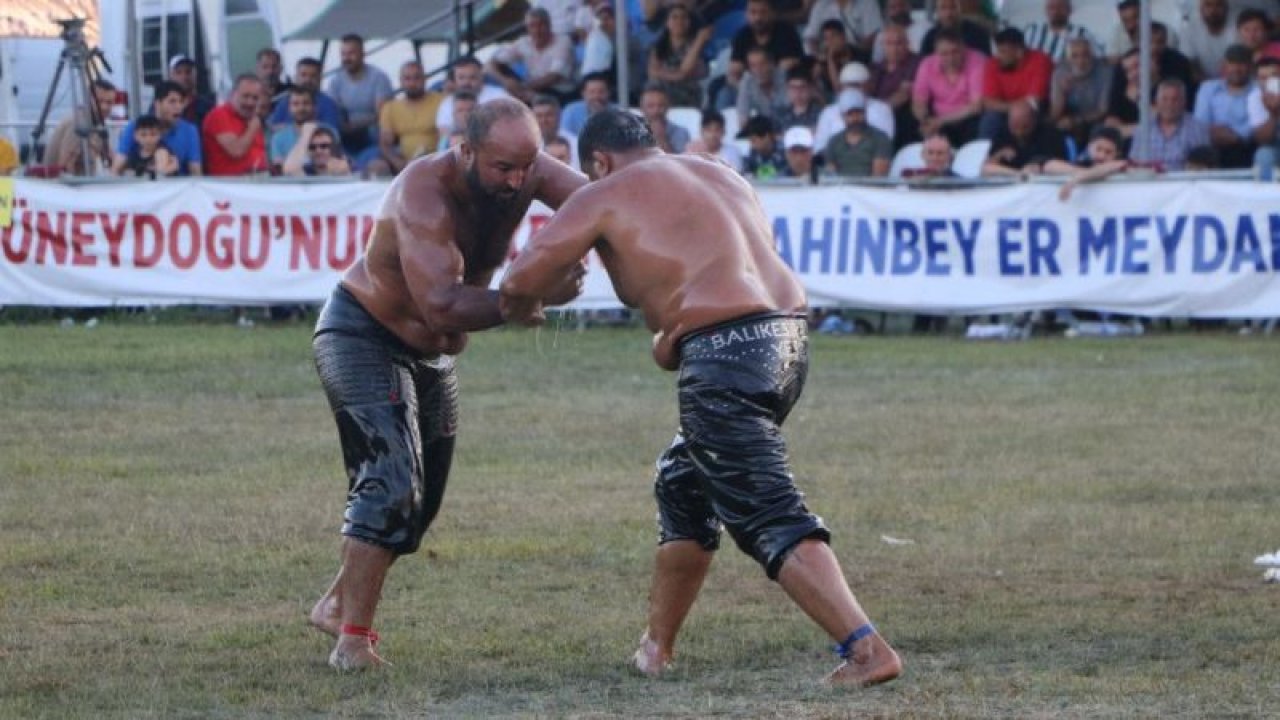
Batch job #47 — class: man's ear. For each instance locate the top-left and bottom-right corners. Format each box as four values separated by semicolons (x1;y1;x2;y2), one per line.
591;150;611;178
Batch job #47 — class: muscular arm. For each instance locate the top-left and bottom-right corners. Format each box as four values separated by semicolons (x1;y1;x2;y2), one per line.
532;151;589;209
500;185;602;324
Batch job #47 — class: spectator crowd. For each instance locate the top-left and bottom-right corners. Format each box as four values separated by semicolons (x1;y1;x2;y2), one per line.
5;0;1280;184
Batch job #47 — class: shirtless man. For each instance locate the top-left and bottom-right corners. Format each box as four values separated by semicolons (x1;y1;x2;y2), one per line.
310;98;585;671
499;109;903;687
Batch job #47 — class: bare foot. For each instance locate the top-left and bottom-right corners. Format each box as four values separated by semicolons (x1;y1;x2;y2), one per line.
630;632;672;677
823;633;902;688
328;635;390;672
308;595;340;637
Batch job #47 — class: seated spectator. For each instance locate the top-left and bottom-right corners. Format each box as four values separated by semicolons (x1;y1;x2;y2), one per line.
774;68;824;132
815;19;864;99
544;136;574;165
0;135;16;175
903;132;958;178
167;54;216;126
874;0;926;61
44;79;117;176
270;57;343;131
561;73;616;135
1045;125;1130;199
815;62;895;150
329;34;394;168
1104;48;1154;139
1133;78;1210;170
737;47;789;120
532;94;579;168
580;1;648;100
979;28;1053;139
958;0;999;34
438;92;478;151
534;0;591;39
202;74;268;176
111;115;178;178
1150;22;1196;93
269;87;339;170
1183;0;1238;84
1237;10;1280;64
781;125;817;181
1249;57;1280;179
912;29;986;147
1022;0;1100;63
282;124;352;177
738;115;786;179
1194;44;1257;168
435;57;510;139
920;0;992;57
1050;36;1112;148
256;47;289;103
116;80;202;176
640;84;690;153
728;0;805;107
486;8;577;103
869;24;921;148
823;89;893;177
981;100;1066;177
370;61;444;176
647;4;712;109
684;109;743;170
803;0;882;56
1105;0;1180;62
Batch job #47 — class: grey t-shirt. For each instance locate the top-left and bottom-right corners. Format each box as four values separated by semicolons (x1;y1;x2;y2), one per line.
328;66;394;127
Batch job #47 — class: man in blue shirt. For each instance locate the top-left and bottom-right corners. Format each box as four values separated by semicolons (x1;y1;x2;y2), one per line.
269;86;340;168
270;57;343;130
115;80;203;175
1193;44;1258;168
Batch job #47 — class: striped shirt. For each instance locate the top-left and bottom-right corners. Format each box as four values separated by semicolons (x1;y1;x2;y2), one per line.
1022;22;1100;63
1133;115;1210;171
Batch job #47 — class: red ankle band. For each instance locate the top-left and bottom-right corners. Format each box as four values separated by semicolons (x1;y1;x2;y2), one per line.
340;624;380;646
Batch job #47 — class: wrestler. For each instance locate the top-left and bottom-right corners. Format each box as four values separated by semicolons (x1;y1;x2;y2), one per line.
310;98;586;671
499;109;902;687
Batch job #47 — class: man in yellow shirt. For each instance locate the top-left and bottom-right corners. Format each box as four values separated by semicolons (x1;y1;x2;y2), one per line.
370;61;443;176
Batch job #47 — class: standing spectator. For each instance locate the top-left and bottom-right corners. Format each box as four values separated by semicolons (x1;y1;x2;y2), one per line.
981;101;1066;177
282;124;352;177
1105;0;1180;62
1183;0;1238;84
435;57;510;139
116;80;202;176
685;109;743;170
979;28;1053;139
486;8;577;103
1104;49;1156;140
271;57;343;131
256;47;288;102
815;62;895;149
640;84;690;153
803;0;883;56
329;34;394;169
1194;44;1258;168
774;69;824;132
781;125;817;181
648;4;713;109
1236;10;1280;64
1151;22;1197;93
1249;57;1280;179
920;0;992;57
1049;36;1112;148
738;115;786;179
44;79;117;176
737;47;789;120
167;55;216;126
730;0;805;90
912;29;986;147
1022;0;1099;63
1133;78;1210;170
369;61;443;177
269;87;339;170
532;95;579;169
202;74;268;176
816;19;863;99
533;0;590;39
868;24;921;148
562;73;616;135
823;89;893;177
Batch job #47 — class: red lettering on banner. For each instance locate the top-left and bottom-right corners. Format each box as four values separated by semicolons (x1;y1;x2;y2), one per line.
206;213;235;270
35;211;68;265
169;213;200;269
2;208;32;263
328;216;357;269
70;212;97;267
134;214;164;267
240;216;270;271
100;213;127;266
290;215;322;270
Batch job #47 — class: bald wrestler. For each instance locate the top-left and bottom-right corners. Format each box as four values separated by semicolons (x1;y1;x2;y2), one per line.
310;98;586;671
499;109;902;687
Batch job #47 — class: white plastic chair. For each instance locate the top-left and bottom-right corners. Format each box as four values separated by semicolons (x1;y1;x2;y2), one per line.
720;107;741;142
888;142;924;179
953;139;991;179
668;106;703;140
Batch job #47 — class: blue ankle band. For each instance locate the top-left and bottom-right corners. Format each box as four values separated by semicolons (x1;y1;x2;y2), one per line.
834;623;876;658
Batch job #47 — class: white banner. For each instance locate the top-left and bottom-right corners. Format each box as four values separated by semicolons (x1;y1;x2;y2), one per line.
2;178;1279;316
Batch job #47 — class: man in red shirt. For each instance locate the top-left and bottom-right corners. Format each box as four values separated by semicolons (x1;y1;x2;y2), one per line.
202;74;268;176
979;28;1053;139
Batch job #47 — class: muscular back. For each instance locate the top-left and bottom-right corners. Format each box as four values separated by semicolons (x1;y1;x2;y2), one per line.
591;154;806;368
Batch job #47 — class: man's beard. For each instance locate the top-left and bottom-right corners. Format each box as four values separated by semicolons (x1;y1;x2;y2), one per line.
466;164;519;210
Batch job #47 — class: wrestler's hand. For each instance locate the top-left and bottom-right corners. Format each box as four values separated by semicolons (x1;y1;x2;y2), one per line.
499;292;547;326
543;260;587;306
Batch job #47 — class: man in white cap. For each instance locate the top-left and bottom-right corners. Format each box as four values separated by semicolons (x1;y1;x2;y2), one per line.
822;89;893;177
167;54;216;126
781;126;817;181
814;62;895;150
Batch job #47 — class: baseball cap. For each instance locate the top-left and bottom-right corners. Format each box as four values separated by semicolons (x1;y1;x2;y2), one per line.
736;115;776;139
838;62;869;85
169;54;195;71
837;89;866;113
783;126;813;150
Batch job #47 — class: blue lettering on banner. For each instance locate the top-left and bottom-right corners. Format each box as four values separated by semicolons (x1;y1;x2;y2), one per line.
997;219;1024;275
854;218;887;274
1157;216;1187;273
800;217;834;273
923;219;949;275
1027;218;1061;276
1079;217;1117;275
891;220;921;274
1231;215;1265;273
1193;216;1227;273
1121;216;1151;274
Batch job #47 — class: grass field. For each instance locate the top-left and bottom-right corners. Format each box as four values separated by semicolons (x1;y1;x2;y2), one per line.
1;319;1278;719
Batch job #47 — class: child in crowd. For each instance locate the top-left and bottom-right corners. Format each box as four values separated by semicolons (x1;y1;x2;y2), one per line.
117;115;178;178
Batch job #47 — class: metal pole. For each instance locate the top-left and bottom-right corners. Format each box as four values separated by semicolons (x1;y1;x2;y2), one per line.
1135;0;1152;163
616;2;629;109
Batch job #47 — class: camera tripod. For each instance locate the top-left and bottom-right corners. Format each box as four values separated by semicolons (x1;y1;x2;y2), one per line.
29;18;114;174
